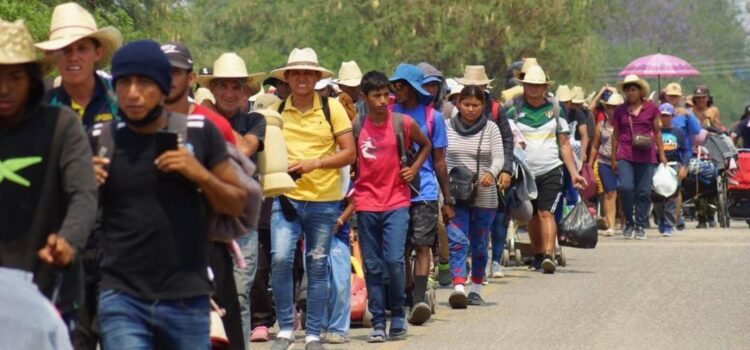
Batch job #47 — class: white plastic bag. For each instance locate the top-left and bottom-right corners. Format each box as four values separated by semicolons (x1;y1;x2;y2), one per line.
652;163;678;197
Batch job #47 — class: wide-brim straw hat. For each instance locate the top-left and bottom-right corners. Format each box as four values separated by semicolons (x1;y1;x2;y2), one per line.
335;60;362;87
665;82;682;96
35;2;123;66
571;86;586;104
0;19;58;74
270;47;332;80
456;65;493;86
519;66;554;85
555;85;572;102
197;52;265;88
616;74;650;97
604;92;624;106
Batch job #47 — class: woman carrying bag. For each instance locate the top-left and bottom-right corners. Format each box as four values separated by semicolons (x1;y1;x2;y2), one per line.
611;75;667;240
444;85;504;308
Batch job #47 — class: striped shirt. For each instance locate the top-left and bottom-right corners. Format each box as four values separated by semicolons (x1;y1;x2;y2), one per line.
445;119;505;209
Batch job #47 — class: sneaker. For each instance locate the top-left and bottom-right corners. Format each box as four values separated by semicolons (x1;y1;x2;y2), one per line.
541;255;556;274
367;329;386;343
491;261;505;278
635;227;647;240
622;224;635;239
270;336;294;350
437;263;451;287
305;340;325;350
529;254;543;271
448;290;467;309
708;221;717;228
467;292;484;306
676;222;685;231
696;221;707;229
388;317;408;341
325;333;346;344
407;302;431;325
661;228;673;237
602;228;615;237
250;326;270;342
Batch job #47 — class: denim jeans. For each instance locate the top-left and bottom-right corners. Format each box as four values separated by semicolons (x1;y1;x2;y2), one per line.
617;160;656;228
357;208;409;329
447;206;496;285
270;198;338;337
491;211;507;264
98;289;210;350
321;237;351;337
233;230;258;344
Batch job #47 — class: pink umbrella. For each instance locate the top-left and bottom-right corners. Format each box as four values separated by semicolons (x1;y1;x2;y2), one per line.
619;53;700;77
619;53;700;97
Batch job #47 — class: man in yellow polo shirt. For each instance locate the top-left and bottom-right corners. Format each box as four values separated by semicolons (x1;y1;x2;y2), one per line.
268;48;355;350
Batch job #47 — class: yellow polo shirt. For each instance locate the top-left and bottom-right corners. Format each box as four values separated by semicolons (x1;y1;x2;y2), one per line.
274;93;352;202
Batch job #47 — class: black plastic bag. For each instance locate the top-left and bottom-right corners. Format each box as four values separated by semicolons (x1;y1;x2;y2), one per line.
558;202;598;249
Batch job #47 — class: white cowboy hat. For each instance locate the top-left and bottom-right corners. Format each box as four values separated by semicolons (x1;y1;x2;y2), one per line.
519;66;554;85
555;85;572;102
270;47;333;80
604;92;624;106
193;87;215;104
335;60;363;87
571;86;586;104
197;53;265;88
35;2;123;66
456;65;493;86
0;19;58;74
616;74;650;97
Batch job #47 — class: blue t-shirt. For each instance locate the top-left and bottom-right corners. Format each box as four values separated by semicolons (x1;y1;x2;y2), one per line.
671;112;702;152
661;127;690;165
392;104;447;202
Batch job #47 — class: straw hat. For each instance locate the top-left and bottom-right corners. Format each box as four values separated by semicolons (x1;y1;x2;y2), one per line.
447;84;465;99
519;66;554;85
665;82;682;96
604;93;624;106
197;53;265;88
571;86;586;104
270;48;332;80
193;87;215;104
456;65;493;86
555;85;572;102
0;19;58;73
335;60;363;87
35;2;123;65
520;57;540;74
615;74;650;97
254;93;281;110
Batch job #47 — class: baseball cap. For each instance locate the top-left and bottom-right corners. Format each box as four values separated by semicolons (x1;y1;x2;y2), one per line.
659;103;675;115
664;82;682;96
693;85;710;97
160;42;193;70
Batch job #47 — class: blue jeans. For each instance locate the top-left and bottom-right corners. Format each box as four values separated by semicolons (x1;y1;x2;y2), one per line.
233;230;258;344
321;237;351;337
98;290;210;350
617;160;656;228
270;198;339;337
357;208;409;329
491;211;507;264
447;206;495;285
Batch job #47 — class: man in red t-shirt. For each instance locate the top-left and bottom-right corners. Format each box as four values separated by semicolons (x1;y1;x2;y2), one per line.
353;71;431;342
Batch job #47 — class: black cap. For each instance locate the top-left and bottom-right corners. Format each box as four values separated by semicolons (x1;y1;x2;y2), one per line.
160;42;193;70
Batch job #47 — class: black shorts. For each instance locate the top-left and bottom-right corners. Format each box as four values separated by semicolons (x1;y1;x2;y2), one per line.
531;166;564;213
407;201;438;250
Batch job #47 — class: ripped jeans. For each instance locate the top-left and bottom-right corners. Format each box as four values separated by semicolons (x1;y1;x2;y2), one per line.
270;198;339;337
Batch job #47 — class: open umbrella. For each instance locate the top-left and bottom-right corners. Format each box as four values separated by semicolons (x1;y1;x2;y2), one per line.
619;53;700;96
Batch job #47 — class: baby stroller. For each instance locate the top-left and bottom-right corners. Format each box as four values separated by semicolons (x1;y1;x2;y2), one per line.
727;149;750;227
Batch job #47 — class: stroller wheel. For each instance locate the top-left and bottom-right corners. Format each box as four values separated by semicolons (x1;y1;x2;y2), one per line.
501;249;509;267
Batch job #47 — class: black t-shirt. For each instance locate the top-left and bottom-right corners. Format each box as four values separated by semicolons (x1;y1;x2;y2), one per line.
567;107;594;141
99;114;228;300
732;116;750;148
228;111;266;163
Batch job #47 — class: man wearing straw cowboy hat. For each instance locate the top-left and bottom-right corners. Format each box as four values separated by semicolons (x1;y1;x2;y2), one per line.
267;47;355;350
334;60;366;118
37;2;123;131
0;17;97;335
506;65;586;274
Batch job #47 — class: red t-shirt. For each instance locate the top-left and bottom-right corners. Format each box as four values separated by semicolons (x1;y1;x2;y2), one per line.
193;104;237;144
354;112;413;212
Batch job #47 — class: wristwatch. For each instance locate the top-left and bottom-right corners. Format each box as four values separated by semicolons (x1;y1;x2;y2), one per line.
443;196;456;206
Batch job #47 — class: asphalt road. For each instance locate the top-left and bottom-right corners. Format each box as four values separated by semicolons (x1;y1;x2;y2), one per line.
254;222;750;350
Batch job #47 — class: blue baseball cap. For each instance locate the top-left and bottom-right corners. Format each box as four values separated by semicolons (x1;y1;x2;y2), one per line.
659;103;675;115
389;63;432;104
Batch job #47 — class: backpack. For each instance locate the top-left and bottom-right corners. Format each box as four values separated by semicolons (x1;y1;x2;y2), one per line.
387;101;434;139
351;112;420;196
91;113;262;243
